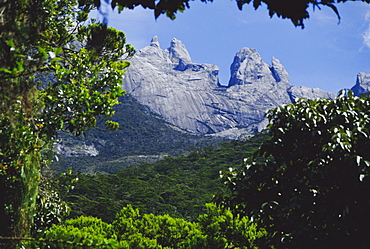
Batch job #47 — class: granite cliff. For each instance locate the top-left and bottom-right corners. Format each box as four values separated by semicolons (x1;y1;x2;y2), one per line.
351;72;370;96
123;37;336;138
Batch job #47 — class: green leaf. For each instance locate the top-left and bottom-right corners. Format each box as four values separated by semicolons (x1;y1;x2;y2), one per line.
16;61;24;72
55;47;63;55
0;68;12;74
38;46;48;60
6;39;15;48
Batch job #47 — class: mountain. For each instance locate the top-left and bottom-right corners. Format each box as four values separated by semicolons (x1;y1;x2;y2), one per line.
351;72;370;96
123;37;336;139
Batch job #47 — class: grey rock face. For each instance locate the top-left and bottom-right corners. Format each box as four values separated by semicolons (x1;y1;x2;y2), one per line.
271;57;290;83
287;86;336;102
351;72;370;96
168;38;192;69
123;37;336;138
54;140;99;157
228;48;278;87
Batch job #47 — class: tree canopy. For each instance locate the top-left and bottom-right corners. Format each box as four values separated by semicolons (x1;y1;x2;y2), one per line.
0;0;133;245
87;0;370;28
30;204;267;248
220;90;370;248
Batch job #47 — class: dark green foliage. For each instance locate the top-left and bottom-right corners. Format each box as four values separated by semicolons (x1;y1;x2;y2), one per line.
0;0;132;243
101;0;370;28
60;133;268;223
220;91;370;248
51;94;230;173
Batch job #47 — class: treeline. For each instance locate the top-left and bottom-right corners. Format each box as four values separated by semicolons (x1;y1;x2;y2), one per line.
30;204;267;249
59;133;269;223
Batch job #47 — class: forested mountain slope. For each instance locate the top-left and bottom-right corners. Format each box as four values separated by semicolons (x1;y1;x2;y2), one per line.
51;94;230;173
60;132;269;223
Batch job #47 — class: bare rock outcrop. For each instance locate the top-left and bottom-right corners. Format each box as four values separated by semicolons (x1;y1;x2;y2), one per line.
123;37;336;138
351;72;370;96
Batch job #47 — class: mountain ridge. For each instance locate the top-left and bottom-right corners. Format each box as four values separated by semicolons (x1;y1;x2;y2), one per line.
123;37;336;138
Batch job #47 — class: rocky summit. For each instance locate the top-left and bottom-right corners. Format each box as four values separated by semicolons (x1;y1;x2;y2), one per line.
351;72;370;96
123;37;336;139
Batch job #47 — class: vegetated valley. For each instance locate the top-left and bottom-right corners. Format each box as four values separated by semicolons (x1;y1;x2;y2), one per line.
59;133;268;223
51;94;268;222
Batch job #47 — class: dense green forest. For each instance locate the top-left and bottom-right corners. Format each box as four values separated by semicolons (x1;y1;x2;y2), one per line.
58;133;269;223
52;94;230;174
31;204;268;249
26;132;271;248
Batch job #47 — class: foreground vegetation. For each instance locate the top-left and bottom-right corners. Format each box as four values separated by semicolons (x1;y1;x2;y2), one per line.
30;204;267;248
219;90;370;248
58;133;269;222
0;0;134;244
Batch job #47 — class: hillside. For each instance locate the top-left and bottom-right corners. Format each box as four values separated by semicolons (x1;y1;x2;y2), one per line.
51;94;230;173
60;132;270;223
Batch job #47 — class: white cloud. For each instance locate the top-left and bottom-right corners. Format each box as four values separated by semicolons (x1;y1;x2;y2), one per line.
362;9;370;48
366;8;370;21
311;8;337;24
363;25;370;48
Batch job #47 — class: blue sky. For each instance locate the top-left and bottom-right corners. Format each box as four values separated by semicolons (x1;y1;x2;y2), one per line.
92;1;370;94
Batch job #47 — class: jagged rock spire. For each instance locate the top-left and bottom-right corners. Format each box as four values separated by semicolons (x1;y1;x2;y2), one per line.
351;72;370;96
167;38;192;65
271;57;289;83
150;36;160;48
